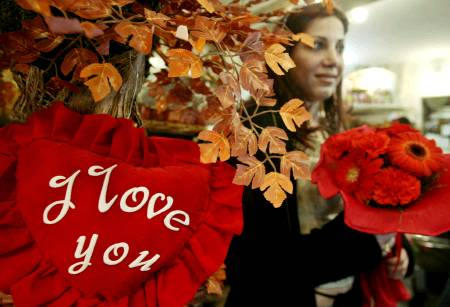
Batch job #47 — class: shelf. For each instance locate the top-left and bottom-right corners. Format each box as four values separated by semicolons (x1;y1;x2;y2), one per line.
351;103;405;114
142;120;205;137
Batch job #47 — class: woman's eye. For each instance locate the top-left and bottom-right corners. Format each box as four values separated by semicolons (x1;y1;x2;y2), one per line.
313;40;325;50
336;43;345;54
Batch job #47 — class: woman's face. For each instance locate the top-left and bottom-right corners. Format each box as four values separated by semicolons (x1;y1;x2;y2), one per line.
288;16;345;103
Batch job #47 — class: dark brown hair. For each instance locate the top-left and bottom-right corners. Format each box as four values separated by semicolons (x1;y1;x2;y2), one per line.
271;3;349;149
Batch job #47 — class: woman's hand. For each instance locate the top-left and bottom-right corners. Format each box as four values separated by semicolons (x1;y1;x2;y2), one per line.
385;248;409;280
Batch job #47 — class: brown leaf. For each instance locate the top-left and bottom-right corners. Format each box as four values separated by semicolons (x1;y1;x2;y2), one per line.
15;0;51;16
264;43;296;76
95;28;126;56
280;151;310;180
0;69;21;108
258;127;288;154
260;172;293;208
231;125;258;157
239;57;272;96
190;16;226;43
144;9;170;27
44;16;83;34
0;32;40;64
198;130;230;163
215;85;235;109
196;0;215;13
80;63;123;102
67;0;111;19
289;0;299;4
212;106;240;135
61;48;98;79
114;22;154;54
46;76;80;94
167;49;203;78
291;32;315;48
233;155;265;189
81;22;105;38
22;16;64;53
206;264;226;295
279;98;311;132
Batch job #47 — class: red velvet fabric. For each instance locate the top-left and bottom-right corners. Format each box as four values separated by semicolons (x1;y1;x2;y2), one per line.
0;102;243;307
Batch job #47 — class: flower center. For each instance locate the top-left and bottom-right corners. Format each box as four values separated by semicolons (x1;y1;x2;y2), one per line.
346;167;360;183
407;143;427;159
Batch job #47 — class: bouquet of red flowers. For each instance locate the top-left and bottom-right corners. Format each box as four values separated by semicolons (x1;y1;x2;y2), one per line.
312;122;450;236
312;123;450;307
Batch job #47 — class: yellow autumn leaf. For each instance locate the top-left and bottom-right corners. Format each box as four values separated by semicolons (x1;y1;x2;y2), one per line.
280;98;312;132
260;172;293;208
80;63;122;102
264;43;296;76
258;127;288;154
232;155;265;189
198;130;230;163
197;0;215;13
280;151;310;180
291;32;315;48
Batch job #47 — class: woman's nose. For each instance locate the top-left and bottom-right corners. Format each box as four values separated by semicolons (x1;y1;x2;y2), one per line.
323;48;339;66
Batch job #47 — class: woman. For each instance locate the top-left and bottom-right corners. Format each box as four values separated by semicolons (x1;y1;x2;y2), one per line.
225;4;411;307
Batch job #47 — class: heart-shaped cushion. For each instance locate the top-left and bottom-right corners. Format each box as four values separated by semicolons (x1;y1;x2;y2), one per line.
0;103;243;307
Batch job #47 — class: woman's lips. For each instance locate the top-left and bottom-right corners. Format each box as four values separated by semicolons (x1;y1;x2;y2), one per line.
315;74;337;85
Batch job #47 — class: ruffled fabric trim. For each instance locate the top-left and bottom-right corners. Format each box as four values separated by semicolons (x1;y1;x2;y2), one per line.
0;102;243;307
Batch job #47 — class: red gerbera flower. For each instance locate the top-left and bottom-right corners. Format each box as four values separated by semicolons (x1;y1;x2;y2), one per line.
333;154;383;201
380;122;419;136
388;132;445;177
326;133;353;159
352;131;390;158
372;167;421;206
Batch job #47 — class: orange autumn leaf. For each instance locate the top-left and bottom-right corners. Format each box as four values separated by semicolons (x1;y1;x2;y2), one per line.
190;37;206;53
80;63;122;102
61;48;98;79
15;0;51;16
167;49;203;78
114;22;154;54
68;0;111;19
232;155;265;189
44;16;83;34
260;172;293;208
239;57;272;96
231;125;258;157
280;151;310;180
291;32;315;48
323;0;334;14
258;127;288;154
80;22;105;38
206;264;226;295
190;16;226;43
264;43;296;76
108;0;135;7
144;9;170;27
289;0;299;4
198;130;230;163
280;98;311;132
196;0;215;13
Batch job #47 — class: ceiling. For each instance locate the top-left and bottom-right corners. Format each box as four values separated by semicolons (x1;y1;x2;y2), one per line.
344;0;450;66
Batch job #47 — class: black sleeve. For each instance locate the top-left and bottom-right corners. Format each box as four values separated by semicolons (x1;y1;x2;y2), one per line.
225;187;382;305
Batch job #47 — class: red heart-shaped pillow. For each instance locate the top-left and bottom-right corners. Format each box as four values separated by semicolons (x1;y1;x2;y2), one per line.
0;103;243;307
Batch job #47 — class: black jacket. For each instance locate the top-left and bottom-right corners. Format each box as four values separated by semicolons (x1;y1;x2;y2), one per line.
225;186;383;307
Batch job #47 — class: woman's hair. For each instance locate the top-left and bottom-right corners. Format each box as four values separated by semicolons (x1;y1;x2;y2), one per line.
270;3;349;149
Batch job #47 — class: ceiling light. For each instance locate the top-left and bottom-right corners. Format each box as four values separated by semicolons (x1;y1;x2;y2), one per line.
348;7;368;24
